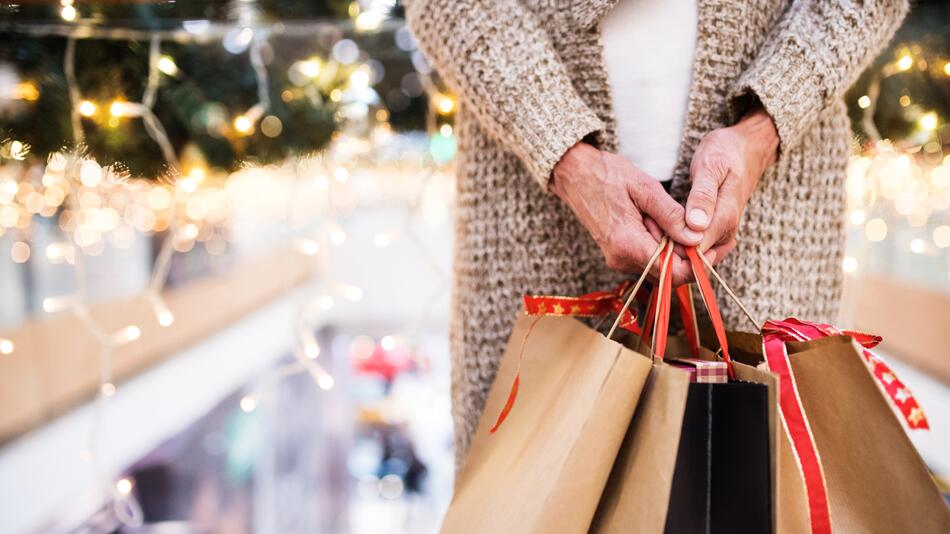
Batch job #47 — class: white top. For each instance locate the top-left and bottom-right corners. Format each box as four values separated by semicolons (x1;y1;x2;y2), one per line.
601;0;698;181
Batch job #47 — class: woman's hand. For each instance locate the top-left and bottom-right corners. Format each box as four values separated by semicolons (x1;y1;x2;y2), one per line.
552;142;702;285
684;105;779;263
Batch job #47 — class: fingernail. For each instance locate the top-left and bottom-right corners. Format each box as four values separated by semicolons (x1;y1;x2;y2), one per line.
683;228;703;242
688;209;709;228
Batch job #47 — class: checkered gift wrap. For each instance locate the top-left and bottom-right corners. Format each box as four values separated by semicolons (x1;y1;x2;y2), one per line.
668;358;729;384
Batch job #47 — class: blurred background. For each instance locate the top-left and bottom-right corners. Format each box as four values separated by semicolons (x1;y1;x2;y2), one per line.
0;1;946;533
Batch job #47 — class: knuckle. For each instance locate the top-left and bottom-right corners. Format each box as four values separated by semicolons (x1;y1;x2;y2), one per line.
689;187;717;206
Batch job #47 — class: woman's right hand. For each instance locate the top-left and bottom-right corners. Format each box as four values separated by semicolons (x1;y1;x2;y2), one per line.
551;142;704;285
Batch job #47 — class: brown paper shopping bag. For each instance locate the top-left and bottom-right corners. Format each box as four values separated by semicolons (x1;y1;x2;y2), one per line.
758;320;950;534
440;314;653;534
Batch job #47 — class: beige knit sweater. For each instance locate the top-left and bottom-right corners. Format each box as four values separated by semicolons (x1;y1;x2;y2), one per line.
407;0;908;465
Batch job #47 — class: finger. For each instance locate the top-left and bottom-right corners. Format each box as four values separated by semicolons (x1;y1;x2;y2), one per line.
698;194;741;253
630;178;702;246
686;153;729;232
670;255;694;287
643;217;663;242
706;239;736;265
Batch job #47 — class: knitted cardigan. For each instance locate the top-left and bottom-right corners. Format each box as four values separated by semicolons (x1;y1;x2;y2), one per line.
406;0;908;465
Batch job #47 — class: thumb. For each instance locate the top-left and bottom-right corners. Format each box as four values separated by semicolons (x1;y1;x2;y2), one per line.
631;179;702;246
685;155;728;231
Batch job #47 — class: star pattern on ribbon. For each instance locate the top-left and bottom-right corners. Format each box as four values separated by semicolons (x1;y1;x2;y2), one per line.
522;282;642;334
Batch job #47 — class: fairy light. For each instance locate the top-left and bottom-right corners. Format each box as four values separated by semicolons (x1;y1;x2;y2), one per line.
111;325;142;345
157;55;178;76
115;478;133;495
109;100;140;118
294;238;320;256
147;293;174;327
299;57;322;78
857;95;871;109
919;112;938;131
299;325;321;359
240;395;257;412
944;62;950;76
233;114;254;135
101;382;117;397
434;94;455;115
60;4;77;21
0;338;13;355
78;100;97;117
380;335;397;350
897;54;913;71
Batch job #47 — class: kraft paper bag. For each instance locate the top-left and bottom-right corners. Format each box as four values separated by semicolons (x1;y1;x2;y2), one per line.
782;335;950;533
440;314;653;534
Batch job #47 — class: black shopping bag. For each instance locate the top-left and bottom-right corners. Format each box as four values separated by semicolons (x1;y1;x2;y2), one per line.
664;381;772;534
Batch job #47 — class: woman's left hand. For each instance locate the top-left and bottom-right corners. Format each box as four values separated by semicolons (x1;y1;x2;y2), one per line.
683;105;779;264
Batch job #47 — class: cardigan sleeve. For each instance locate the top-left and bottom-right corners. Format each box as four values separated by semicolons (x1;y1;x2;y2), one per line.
405;0;604;188
729;0;909;152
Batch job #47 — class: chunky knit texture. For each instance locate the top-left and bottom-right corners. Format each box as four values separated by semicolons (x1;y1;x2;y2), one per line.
407;0;908;466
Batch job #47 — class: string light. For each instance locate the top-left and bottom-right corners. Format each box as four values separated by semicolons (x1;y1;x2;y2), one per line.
157;55;178;76
240;395;257;412
857;95;871;109
0;338;13;355
919;112;938;131
897;54;913;71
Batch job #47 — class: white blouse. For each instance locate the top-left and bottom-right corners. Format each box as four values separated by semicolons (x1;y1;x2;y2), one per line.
601;0;698;181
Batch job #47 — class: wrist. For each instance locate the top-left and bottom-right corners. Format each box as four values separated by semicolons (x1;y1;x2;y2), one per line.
735;105;779;173
551;141;598;198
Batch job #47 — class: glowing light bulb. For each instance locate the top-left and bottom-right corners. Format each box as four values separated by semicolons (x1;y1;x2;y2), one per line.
0;338;13;355
857;96;871;109
841;257;858;273
333;167;349;183
300;57;322;78
157;55;178;76
919;112;938;131
318;374;335;390
435;95;455;115
240;396;257;412
113;325;141;344
115;478;133;495
329;227;346;246
101;382;117;397
233;115;254;135
380;335;397;350
897;54;913;71
78;100;97;117
295;238;320;256
61;5;77;21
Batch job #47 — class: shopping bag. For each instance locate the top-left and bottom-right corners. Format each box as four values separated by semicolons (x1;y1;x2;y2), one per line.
440;310;653;533
591;242;777;534
759;319;950;534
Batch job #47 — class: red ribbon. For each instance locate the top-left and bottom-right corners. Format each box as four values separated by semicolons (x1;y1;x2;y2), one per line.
762;317;929;534
521;282;643;334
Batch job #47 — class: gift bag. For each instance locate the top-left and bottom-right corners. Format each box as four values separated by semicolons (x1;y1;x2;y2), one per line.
757;319;950;534
591;242;778;534
440;299;654;533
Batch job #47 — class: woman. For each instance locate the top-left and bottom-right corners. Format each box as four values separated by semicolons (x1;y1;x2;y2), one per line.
406;0;908;465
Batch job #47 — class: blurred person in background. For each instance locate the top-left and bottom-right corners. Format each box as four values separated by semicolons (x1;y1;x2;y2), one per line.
406;0;908;466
